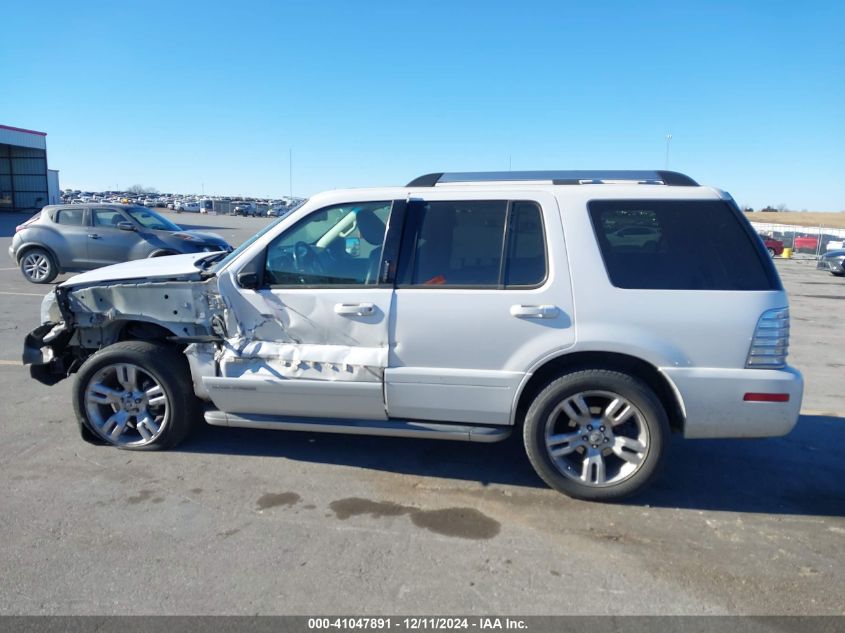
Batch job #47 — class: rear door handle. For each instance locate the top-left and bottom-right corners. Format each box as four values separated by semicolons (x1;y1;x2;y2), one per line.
334;302;375;316
88;233;102;239
510;304;559;319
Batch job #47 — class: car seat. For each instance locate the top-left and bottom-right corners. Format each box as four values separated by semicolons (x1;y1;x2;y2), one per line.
356;209;386;284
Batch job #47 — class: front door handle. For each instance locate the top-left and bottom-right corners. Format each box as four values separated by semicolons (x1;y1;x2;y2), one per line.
510;304;559;319
335;302;375;316
88;233;102;239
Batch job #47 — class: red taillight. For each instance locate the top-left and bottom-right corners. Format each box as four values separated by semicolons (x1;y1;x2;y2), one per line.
16;214;39;232
743;393;790;402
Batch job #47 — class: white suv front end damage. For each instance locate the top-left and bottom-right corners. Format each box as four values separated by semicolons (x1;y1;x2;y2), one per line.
24;252;227;385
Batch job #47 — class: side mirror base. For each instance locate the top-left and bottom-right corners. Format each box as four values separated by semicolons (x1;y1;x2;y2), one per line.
237;271;260;290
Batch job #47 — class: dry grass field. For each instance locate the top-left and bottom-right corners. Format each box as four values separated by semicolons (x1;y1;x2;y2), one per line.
745;211;845;229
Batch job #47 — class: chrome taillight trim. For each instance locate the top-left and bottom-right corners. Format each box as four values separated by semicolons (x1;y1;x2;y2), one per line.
746;308;789;369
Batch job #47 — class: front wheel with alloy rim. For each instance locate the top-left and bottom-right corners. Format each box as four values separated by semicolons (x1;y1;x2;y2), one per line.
20;248;58;284
73;341;198;450
523;369;669;501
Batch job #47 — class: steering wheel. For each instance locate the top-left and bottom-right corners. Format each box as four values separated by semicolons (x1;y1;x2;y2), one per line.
292;241;325;276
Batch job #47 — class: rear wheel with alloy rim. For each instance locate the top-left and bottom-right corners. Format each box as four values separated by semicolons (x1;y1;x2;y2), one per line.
523;369;669;501
20;248;58;283
73;341;198;450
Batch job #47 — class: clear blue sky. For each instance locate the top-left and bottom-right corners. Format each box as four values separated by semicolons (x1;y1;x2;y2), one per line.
2;0;843;210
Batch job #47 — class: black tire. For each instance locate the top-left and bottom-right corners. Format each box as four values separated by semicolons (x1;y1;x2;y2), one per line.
523;369;669;501
73;341;199;450
831;272;844;277
19;247;58;284
767;248;776;257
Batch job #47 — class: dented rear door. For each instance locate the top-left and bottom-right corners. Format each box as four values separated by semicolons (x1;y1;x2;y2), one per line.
203;200;401;420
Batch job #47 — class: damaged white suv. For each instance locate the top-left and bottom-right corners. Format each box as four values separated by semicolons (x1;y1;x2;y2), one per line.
24;171;803;500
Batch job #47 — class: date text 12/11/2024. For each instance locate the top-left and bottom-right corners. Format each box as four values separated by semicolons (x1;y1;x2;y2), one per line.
307;618;528;630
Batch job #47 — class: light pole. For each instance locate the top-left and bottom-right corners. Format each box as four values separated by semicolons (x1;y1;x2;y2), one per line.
665;132;672;170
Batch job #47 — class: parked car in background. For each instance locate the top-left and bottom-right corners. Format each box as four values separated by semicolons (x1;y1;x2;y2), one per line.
825;239;845;252
757;234;784;257
232;201;257;216
177;202;201;213
606;226;661;249
9;204;231;283
793;235;819;253
817;249;845;277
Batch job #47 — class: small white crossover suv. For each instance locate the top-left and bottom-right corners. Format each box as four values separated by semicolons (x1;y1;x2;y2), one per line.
23;170;803;500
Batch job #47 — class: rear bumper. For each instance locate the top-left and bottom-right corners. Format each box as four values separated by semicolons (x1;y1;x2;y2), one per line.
662;366;803;438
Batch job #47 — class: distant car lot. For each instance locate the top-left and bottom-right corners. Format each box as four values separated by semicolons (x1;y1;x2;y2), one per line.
0;210;842;615
60;189;305;219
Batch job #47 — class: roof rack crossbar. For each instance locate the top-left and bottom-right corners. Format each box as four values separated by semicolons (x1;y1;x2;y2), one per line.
406;170;698;187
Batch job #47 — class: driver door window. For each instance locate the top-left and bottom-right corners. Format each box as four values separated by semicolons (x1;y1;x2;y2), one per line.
264;201;391;286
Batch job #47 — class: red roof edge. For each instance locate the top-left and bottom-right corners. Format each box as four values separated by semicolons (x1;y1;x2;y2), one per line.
0;124;47;137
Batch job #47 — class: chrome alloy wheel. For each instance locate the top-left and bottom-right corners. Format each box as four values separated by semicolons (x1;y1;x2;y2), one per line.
22;252;51;282
84;363;170;446
544;390;650;487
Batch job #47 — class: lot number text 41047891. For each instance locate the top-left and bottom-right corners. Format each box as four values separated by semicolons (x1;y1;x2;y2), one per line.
307;618;528;630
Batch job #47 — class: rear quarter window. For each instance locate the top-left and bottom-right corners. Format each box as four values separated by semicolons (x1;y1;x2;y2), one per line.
54;208;85;226
588;199;779;290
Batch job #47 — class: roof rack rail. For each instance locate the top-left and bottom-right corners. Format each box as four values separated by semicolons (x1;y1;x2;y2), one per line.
406;170;699;187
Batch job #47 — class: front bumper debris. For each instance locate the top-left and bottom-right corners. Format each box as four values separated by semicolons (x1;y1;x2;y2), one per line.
23;322;74;386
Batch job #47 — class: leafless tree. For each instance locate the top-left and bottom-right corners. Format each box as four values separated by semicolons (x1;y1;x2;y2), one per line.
126;184;159;194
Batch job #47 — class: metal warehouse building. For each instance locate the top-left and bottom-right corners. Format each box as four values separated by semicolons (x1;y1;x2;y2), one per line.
0;124;60;213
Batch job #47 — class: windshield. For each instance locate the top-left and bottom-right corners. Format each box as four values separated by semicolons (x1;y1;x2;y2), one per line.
125;206;181;231
208;199;308;273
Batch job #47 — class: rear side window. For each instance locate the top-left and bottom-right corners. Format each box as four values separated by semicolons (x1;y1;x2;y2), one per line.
397;200;547;288
55;209;84;226
589;200;777;290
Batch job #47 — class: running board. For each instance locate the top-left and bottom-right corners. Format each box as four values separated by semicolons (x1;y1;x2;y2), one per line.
204;410;511;443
